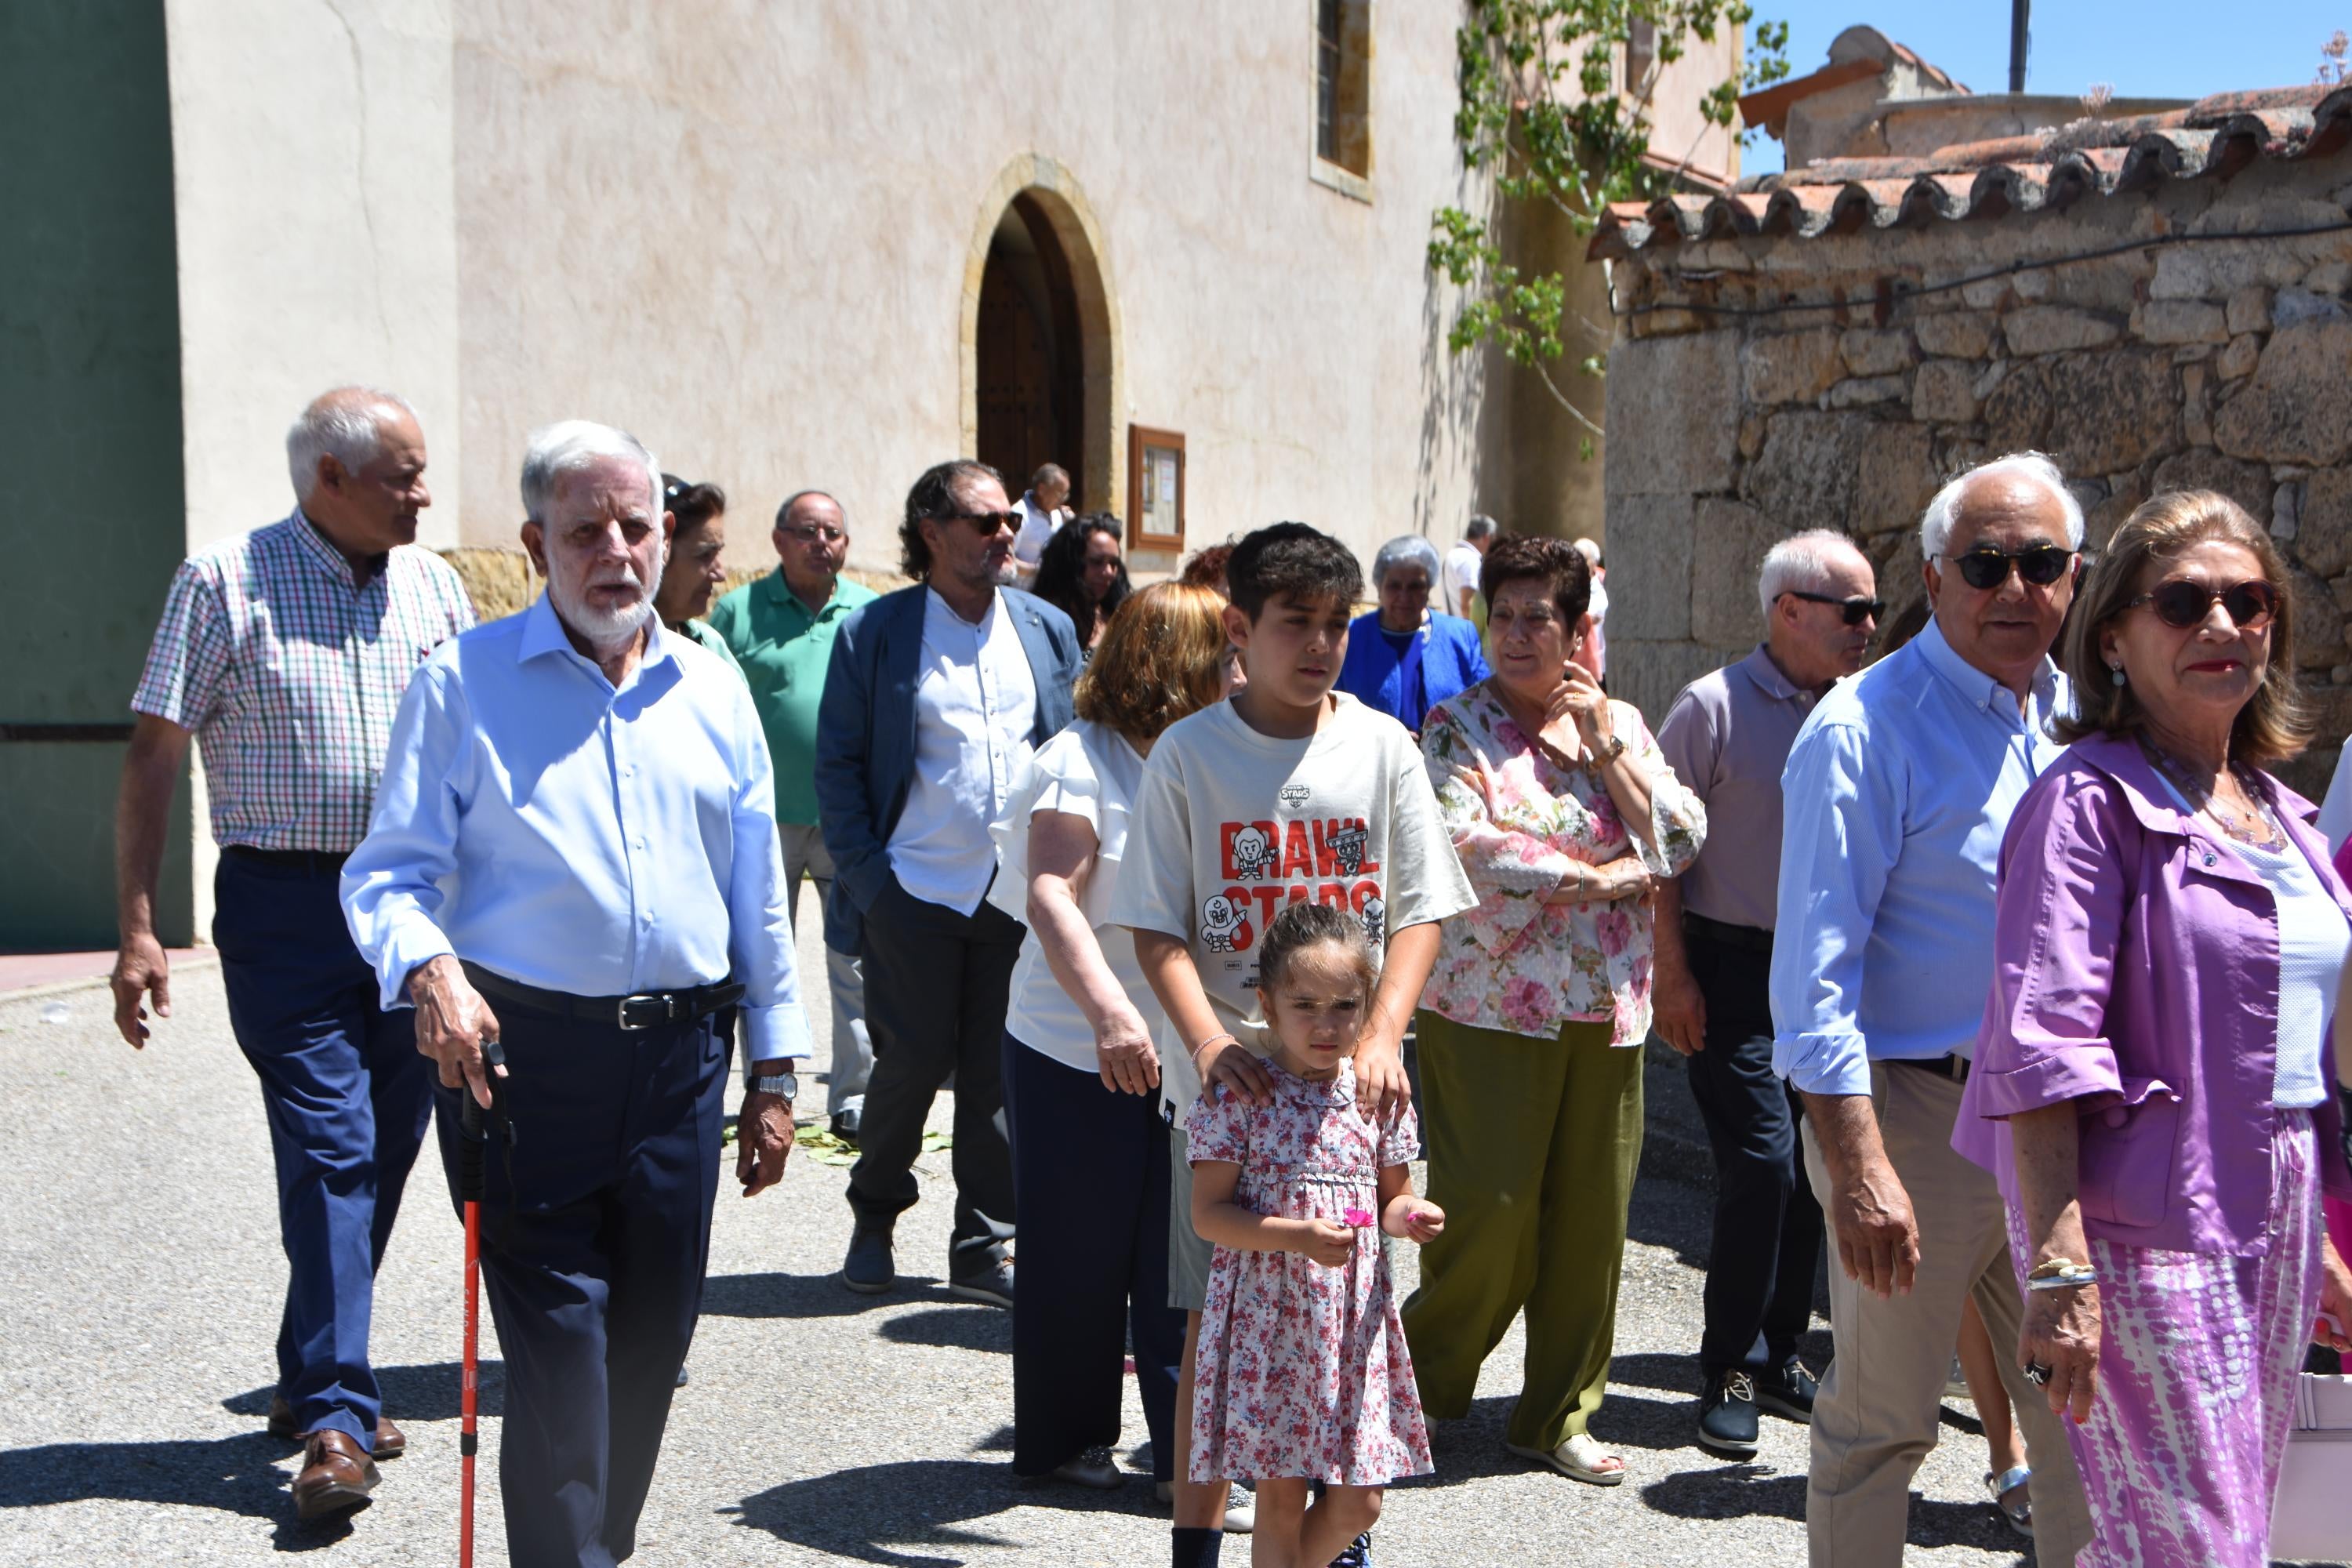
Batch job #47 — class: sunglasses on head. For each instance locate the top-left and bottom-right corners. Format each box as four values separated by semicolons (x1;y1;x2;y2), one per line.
1784;590;1886;626
936;508;1021;536
2129;578;2279;631
1943;545;2075;590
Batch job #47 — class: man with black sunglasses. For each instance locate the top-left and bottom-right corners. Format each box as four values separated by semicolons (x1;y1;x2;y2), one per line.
1653;529;1878;1461
815;459;1082;1308
1771;452;2095;1566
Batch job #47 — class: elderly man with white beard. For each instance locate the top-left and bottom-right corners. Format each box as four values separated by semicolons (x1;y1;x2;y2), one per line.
341;420;813;1568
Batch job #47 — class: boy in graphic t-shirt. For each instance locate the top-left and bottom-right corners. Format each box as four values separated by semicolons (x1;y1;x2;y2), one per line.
1111;522;1475;1568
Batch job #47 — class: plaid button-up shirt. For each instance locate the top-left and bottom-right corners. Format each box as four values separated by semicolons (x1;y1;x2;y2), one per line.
131;510;475;852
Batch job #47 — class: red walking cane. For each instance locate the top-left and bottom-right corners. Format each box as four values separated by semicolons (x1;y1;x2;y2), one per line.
458;1038;506;1568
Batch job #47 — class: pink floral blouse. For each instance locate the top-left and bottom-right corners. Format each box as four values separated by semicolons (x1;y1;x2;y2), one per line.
1417;681;1705;1044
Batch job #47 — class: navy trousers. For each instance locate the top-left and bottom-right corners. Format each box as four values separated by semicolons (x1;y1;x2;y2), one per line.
1683;926;1824;1379
1001;1033;1185;1481
212;851;431;1450
434;982;731;1568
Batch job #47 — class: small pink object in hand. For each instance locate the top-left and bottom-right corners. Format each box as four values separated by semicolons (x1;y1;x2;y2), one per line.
1343;1207;1376;1229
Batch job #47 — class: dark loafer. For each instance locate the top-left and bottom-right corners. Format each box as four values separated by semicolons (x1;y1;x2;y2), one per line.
842;1221;895;1294
269;1396;403;1458
292;1428;380;1520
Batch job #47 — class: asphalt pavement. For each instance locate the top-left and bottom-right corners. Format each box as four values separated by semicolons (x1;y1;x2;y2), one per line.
0;891;2038;1566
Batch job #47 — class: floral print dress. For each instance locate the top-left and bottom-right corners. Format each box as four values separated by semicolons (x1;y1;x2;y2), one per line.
1417;681;1706;1044
1185;1059;1433;1486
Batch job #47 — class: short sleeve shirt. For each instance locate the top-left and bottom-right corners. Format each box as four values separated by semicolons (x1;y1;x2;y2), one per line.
129;512;474;851
1109;693;1475;1120
1654;645;1821;931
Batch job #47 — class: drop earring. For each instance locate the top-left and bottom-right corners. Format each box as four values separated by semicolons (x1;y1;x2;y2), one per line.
2109;663;2127;687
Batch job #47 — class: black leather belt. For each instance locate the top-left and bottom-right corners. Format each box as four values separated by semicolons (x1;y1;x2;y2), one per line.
463;964;745;1032
1892;1053;1973;1083
1682;912;1775;955
223;844;350;874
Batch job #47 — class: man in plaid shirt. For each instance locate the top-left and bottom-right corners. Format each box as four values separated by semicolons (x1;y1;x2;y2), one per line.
111;386;473;1523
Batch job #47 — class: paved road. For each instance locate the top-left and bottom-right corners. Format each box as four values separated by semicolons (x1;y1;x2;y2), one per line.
0;896;2034;1566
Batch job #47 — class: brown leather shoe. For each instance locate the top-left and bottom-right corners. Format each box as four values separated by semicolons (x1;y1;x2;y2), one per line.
268;1396;403;1458
292;1428;379;1520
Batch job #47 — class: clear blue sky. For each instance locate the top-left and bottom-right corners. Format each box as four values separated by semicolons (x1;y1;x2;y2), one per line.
1741;2;2348;173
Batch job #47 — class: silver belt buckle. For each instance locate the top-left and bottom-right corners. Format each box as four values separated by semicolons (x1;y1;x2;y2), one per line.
616;992;678;1030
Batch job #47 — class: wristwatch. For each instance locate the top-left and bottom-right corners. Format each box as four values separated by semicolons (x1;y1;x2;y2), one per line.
746;1070;800;1102
1587;732;1627;768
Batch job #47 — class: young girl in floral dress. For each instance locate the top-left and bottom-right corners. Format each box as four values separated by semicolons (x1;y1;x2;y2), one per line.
1187;903;1446;1568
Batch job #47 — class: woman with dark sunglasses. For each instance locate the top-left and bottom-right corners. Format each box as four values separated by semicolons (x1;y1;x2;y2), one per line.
1957;488;2352;1567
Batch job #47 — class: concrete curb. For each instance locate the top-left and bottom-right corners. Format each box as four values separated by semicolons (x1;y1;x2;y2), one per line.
0;951;219;1007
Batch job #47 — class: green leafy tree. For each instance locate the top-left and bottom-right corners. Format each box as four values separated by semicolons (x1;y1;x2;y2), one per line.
1429;0;1788;451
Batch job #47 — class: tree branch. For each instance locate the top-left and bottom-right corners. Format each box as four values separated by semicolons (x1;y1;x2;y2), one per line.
1535;362;1607;439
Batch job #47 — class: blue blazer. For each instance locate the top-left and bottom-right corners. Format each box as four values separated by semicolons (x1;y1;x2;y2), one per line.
815;584;1080;953
1335;610;1490;730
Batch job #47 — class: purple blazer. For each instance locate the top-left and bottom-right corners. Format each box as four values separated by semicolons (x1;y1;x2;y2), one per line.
1956;731;2352;1256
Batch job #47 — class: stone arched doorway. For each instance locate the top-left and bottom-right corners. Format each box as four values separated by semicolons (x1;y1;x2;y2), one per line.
961;157;1119;514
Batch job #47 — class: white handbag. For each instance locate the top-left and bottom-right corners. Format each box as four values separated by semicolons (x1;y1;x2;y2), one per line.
2273;1372;2352;1561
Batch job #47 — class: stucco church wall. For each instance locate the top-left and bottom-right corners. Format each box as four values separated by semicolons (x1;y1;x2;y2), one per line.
445;2;1487;577
1602;154;2352;797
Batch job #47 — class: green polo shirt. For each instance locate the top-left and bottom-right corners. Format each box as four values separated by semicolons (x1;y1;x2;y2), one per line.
707;570;877;826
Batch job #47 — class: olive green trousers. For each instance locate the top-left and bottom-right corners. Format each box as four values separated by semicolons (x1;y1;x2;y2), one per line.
1400;1009;1642;1451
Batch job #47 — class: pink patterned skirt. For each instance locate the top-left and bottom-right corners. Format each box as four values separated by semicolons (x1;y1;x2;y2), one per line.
2007;1109;2322;1568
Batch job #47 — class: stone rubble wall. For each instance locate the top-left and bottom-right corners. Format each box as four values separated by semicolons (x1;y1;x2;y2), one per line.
1603;155;2352;797
436;548;909;623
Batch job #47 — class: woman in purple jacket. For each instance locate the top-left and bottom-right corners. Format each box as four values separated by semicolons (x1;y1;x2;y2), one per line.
1961;489;2352;1566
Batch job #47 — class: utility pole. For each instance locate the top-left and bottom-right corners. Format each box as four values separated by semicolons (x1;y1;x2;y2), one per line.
2009;0;2031;93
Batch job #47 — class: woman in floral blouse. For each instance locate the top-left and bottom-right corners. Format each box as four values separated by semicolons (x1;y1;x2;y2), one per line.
1399;533;1705;1488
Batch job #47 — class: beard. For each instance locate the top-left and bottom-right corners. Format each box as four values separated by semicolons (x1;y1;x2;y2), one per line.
549;553;663;649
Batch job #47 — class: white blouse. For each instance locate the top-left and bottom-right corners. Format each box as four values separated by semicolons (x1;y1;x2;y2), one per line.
988;720;1150;1075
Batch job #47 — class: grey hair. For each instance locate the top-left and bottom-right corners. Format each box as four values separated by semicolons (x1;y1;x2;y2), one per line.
1371;535;1442;589
1758;529;1867;621
285;387;416;499
1465;514;1499;542
1918;451;2085;559
519;420;662;524
776;488;845;528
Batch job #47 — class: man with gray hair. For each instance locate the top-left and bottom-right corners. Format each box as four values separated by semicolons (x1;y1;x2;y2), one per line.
1011;462;1073;587
342;420;815;1566
1440;513;1498;619
111;386;472;1521
1772;453;2092;1566
1652;529;1878;1459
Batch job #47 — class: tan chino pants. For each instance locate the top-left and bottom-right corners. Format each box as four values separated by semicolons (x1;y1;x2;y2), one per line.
1801;1060;2092;1568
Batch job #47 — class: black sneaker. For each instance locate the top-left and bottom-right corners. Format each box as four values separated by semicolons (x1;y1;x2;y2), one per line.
1697;1370;1760;1458
948;1254;1015;1309
1755;1358;1818;1423
1329;1531;1373;1567
842;1221;895;1294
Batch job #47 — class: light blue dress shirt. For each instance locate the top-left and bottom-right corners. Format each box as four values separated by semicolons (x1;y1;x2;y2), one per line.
1769;616;2069;1097
341;594;813;1065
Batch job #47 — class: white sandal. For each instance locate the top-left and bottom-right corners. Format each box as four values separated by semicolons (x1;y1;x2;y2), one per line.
1506;1432;1627;1487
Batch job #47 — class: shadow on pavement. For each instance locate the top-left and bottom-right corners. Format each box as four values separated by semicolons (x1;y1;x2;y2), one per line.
878;1305;1011;1354
701;1270;965;1319
730;1456;1160;1566
223;1360;508;1424
0;1431;358;1552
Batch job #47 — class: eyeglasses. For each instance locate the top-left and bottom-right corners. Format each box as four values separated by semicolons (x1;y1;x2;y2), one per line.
2128;578;2279;631
936;509;1021;536
782;524;844;544
1784;590;1886;626
1942;546;2076;590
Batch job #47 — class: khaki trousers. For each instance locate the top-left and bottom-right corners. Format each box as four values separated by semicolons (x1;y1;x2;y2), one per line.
1801;1061;2092;1568
1401;1011;1641;1451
